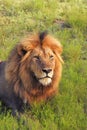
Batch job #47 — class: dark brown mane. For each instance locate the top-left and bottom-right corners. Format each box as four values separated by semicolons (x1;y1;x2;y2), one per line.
39;31;48;44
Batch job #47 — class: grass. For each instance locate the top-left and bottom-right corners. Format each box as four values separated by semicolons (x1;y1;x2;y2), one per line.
0;0;87;130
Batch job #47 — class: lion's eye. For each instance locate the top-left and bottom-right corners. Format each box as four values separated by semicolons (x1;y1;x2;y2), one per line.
50;55;54;60
33;56;40;60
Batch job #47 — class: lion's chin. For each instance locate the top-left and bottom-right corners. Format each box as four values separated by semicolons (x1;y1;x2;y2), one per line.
39;77;52;86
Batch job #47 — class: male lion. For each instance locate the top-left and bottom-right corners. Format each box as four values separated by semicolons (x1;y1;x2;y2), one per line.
0;31;63;115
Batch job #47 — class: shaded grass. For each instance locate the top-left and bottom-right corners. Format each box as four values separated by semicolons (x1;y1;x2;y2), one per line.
0;0;87;130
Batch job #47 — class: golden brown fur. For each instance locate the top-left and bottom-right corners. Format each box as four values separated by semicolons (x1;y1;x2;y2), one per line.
0;32;63;113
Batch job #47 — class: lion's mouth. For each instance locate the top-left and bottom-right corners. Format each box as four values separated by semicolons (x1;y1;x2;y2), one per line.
38;76;52;80
34;71;53;86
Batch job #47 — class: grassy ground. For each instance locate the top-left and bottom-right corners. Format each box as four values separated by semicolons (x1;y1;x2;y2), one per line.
0;0;87;130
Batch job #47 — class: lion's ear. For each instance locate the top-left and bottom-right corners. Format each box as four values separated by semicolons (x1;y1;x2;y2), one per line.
17;44;28;56
53;45;64;64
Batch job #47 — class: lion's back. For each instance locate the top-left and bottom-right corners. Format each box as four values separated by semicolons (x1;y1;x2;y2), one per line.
0;61;8;94
0;61;5;73
0;61;6;81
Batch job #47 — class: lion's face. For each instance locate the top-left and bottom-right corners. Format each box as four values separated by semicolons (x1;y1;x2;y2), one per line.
29;46;55;86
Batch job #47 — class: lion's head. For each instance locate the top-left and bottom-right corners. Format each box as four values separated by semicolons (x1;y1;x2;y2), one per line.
5;31;63;103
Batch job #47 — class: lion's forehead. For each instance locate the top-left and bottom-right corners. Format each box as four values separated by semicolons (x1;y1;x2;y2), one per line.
32;46;54;57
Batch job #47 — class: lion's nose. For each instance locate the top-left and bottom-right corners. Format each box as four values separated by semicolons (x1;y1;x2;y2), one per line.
42;68;52;74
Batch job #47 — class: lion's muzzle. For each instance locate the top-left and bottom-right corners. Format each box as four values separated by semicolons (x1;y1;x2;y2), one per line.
37;68;53;86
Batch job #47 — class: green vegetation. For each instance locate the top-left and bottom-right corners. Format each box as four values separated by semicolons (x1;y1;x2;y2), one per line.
0;0;87;129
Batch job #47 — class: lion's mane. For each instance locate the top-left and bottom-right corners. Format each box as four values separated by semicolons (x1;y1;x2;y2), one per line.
3;32;63;106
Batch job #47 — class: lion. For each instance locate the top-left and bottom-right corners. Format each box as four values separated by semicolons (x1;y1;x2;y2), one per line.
0;31;63;115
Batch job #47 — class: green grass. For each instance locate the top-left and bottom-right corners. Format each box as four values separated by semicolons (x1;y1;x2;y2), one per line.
0;0;87;130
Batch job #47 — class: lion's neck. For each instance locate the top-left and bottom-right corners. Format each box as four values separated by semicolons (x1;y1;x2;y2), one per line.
21;82;57;104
